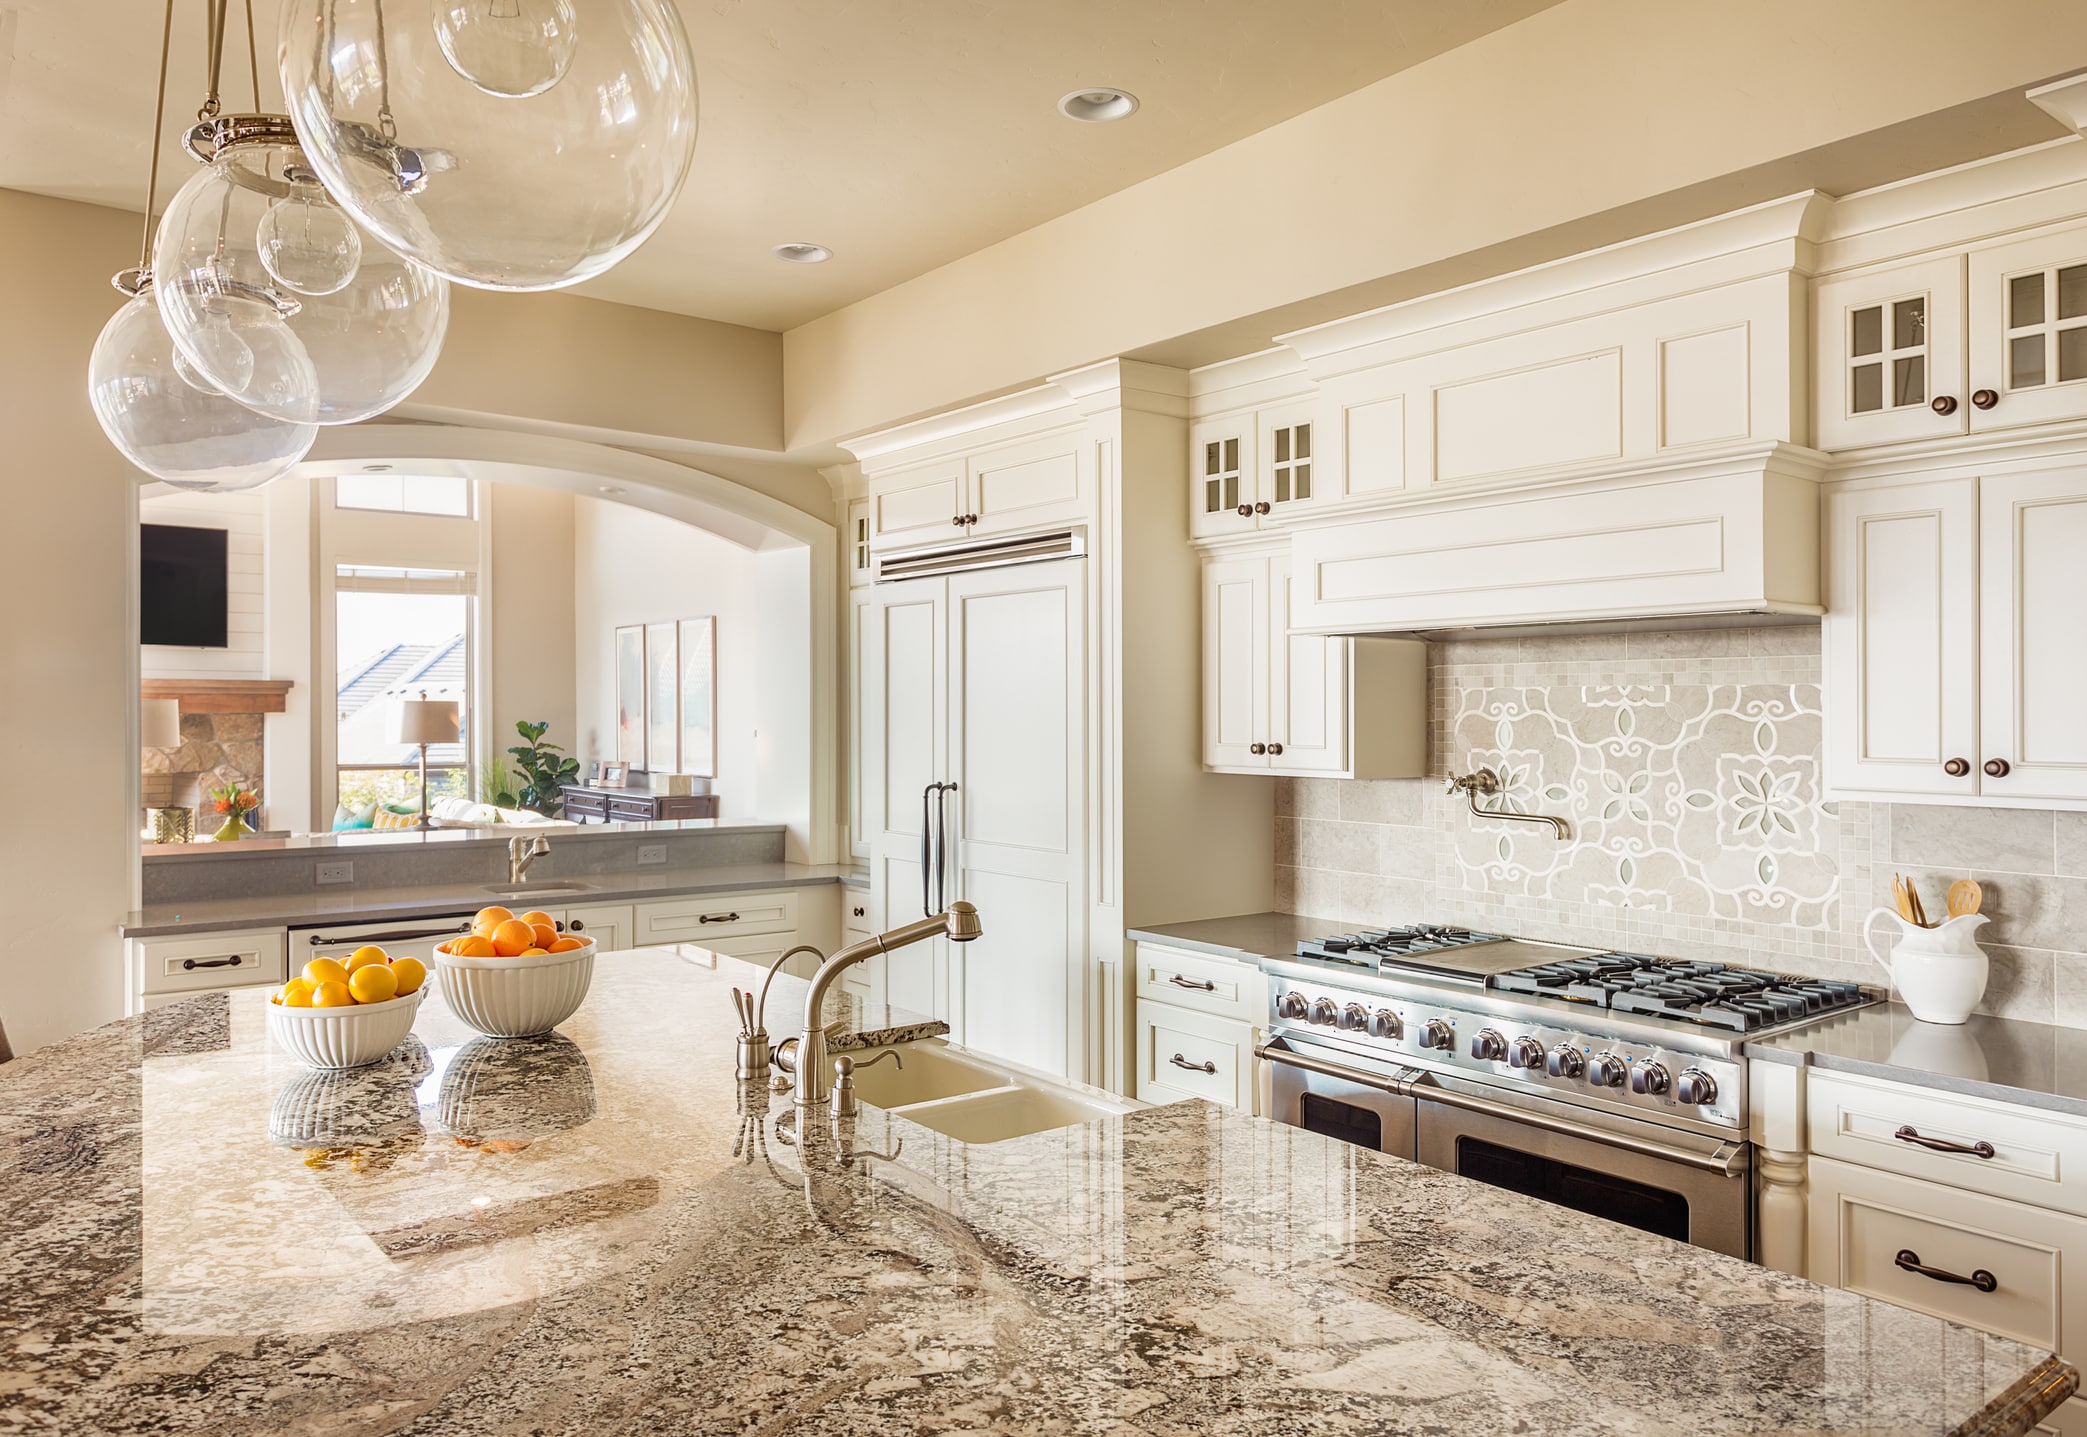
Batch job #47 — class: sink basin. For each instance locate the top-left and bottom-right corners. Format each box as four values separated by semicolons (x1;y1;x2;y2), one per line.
887;1085;1128;1144
847;1046;1008;1108
480;881;597;898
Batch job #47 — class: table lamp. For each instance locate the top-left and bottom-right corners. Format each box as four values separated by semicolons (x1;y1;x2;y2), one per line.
141;698;181;749
392;693;461;829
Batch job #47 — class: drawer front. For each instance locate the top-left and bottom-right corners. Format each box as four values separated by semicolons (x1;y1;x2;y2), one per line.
841;892;871;939
607;796;658;822
1136;1000;1257;1112
1809;1070;2087;1219
560;903;634;951
1133;943;1265;1023
637;889;799;945
563;789;609;819
1808;1154;2087;1352
138;928;288;995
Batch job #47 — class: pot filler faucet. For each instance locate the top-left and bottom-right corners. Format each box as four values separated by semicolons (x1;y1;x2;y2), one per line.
793;901;982;1108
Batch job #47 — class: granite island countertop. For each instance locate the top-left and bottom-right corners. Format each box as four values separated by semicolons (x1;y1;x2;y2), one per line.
2;951;2074;1435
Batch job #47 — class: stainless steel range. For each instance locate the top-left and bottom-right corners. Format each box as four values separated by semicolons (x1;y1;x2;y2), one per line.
1257;924;1876;1260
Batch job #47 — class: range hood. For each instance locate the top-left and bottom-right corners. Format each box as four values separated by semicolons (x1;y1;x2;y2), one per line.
1284;443;1825;640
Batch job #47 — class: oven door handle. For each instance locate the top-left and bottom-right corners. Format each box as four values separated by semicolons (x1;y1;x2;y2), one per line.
1255;1042;1411;1097
1413;1078;1748;1177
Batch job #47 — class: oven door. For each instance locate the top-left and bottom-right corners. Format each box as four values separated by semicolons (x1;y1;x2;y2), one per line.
1258;1035;1421;1160
1412;1073;1752;1259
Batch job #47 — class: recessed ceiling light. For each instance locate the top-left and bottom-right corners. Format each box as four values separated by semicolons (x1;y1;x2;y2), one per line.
1058;87;1139;123
772;242;832;264
362;462;393;472
598;484;626;496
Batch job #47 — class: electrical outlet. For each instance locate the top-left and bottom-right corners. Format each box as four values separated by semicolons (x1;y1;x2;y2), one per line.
315;861;354;886
637;844;667;866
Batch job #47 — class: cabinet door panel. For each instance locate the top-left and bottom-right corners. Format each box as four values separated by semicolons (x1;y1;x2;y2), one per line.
1814;257;1967;450
1203;556;1269;769
1189;421;1254;541
1824;479;1978;797
1268;553;1347;774
866;581;950;1022
1969;225;2087;433
968;435;1085;535
871;462;964;544
1981;467;2087;800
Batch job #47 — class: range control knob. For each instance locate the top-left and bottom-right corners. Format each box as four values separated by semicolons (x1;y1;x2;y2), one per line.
1630;1061;1671;1096
1469;1029;1507;1062
1339;1003;1370;1032
1587;1053;1628;1088
1546;1045;1585;1080
1420;1018;1456;1051
1310;998;1341;1026
1277;991;1309;1020
1508;1036;1546;1069
1674;1068;1719;1106
1368;1009;1404;1040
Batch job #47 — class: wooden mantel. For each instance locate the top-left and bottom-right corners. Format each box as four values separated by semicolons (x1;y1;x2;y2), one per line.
141;679;295;714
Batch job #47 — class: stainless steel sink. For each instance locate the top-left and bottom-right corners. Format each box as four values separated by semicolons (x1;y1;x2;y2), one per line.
480;881;597;897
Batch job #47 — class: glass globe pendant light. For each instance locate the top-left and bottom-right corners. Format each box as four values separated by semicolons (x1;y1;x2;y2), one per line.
154;113;450;424
433;0;579;100
279;0;698;291
84;0;317;492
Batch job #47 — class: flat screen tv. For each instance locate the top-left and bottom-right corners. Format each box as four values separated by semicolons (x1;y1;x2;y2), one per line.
140;523;229;648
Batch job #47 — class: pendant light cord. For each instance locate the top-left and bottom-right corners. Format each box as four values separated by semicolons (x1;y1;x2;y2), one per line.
135;0;178;277
244;0;260;110
200;0;224;118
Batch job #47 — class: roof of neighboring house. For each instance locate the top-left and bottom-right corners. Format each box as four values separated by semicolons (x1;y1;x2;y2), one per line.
337;634;468;767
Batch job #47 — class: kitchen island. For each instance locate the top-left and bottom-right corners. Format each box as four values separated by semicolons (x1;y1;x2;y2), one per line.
1;949;2073;1435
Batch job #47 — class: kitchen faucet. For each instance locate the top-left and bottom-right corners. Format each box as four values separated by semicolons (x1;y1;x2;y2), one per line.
787;902;982;1107
508;833;550;884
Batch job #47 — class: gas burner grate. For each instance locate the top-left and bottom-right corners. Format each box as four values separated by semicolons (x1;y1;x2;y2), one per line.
1295;925;1505;967
1489;952;1868;1033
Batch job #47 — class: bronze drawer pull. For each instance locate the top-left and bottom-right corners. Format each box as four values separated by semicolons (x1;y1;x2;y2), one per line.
180;955;244;971
1895;1124;1995;1159
1169;1053;1218;1075
1167;974;1217;992
1894;1248;1998;1292
698;912;742;925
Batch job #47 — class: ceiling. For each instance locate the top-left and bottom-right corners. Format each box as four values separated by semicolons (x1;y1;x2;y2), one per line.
0;0;1565;332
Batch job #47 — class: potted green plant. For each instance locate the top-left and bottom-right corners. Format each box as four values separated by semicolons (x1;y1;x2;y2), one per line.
493;721;581;818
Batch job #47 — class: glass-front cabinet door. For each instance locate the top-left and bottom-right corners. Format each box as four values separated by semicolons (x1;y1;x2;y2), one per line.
1189;419;1254;540
1257;400;1321;521
1813;256;1966;450
1969;223;2087;433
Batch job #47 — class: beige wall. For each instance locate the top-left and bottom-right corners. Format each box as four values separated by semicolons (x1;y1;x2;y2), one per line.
781;0;2087;446
485;484;579;777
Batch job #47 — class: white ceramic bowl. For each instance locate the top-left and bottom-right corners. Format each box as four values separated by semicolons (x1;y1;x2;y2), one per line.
267;985;427;1070
434;937;596;1038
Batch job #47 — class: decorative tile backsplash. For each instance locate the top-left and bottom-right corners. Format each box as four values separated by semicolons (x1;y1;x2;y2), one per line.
1274;626;2087;1026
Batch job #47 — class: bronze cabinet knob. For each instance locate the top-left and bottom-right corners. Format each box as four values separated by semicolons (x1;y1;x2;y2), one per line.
951;515;966;526
1249;742;1267;755
1237;503;1253;517
1268;742;1283;755
1985;758;2011;778
966;514;979;525
1943;757;1970;777
1972;388;2000;410
1931;395;1959;416
1254;501;1271;515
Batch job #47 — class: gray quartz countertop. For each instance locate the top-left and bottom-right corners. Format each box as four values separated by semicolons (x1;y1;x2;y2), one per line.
3;950;2072;1435
1125;910;1341;962
1749;1001;2087;1118
121;861;867;937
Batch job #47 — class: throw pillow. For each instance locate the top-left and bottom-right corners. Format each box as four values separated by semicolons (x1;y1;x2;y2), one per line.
371;808;422;830
330;801;376;831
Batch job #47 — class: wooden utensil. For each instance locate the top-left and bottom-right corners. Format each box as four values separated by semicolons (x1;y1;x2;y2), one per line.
1947;879;1984;918
1907;878;1930;928
1893;874;1916;924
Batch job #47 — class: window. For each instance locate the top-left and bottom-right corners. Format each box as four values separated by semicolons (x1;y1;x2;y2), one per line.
335;567;475;811
334;472;474;517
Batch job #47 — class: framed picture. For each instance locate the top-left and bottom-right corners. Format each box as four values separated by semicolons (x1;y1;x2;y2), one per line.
614;626;646;770
599;761;630;789
644;620;678;773
678;616;716;780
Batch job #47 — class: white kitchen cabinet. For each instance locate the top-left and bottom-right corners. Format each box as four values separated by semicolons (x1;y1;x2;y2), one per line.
1825;465;2087;804
1968;222;2087;434
1189;406;1323;540
867;458;966;546
1202;549;1427;778
1813;257;1968;451
869;431;1088;548
558;902;633;952
1131;945;1268;1114
846;498;872;587
128;927;288;1011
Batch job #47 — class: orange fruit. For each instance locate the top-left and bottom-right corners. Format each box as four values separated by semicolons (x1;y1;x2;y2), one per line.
520;947;549;957
529;921;558;950
490;918;537;957
348;964;399;1004
311;980;355;1008
303;957;350;988
547;936;585;953
449;934;497;959
473;905;515;934
388;957;428;995
517;910;555;929
345;945;390;972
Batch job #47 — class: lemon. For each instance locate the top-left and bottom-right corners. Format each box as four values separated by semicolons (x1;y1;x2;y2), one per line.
348;964;399;1005
388;958;428;996
311;979;355;1008
345;945;390;972
279;983;315;1008
304;957;350;988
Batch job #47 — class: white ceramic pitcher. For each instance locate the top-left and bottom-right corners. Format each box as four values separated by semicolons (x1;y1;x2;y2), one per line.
1863;909;1991;1025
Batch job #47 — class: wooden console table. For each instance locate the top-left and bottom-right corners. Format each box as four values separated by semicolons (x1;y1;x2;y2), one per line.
562;784;719;823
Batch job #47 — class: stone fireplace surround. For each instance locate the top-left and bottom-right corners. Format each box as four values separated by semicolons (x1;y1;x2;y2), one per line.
140;679;292;830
